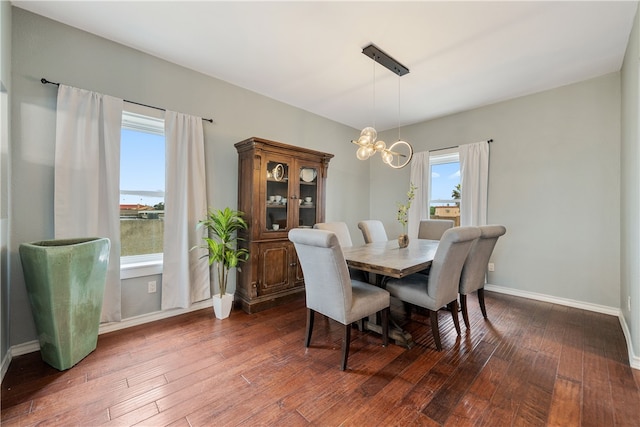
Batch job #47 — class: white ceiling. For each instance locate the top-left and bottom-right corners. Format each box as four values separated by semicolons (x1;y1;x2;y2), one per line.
12;1;639;131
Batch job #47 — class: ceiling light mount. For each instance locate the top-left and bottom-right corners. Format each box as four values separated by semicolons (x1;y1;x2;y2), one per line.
362;44;409;77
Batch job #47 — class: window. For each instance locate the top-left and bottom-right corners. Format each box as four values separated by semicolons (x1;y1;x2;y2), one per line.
429;149;460;226
120;110;165;265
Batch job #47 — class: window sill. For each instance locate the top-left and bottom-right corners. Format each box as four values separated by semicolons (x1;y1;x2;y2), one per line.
121;259;163;279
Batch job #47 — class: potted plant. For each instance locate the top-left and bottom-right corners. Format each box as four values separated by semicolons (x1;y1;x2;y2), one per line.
199;207;249;319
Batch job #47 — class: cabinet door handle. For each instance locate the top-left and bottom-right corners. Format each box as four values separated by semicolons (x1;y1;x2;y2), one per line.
290;262;297;267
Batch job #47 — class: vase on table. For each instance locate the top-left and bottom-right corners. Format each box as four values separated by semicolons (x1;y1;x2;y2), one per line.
398;234;409;248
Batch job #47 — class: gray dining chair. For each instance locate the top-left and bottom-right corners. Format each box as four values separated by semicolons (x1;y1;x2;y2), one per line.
416;219;456;275
385;226;481;351
314;221;367;282
459;224;506;329
288;228;390;371
418;219;455;240
357;220;388;243
313;222;353;247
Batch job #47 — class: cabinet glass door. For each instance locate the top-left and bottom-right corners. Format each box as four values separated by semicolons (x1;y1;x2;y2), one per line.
265;160;290;232
298;165;318;228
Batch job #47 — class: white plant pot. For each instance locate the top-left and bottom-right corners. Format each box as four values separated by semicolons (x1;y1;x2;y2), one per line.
212;293;234;319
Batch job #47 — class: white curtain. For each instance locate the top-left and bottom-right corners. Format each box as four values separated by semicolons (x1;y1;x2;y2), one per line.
162;111;210;310
408;151;430;240
54;85;123;323
459;141;489;226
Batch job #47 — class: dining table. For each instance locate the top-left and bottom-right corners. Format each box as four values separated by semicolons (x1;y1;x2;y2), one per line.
342;238;439;348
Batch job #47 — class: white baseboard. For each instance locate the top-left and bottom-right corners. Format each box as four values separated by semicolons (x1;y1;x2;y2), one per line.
485;284;638;370
7;339;40;358
1;299;213;382
98;299;212;335
484;284;619;315
618;312;640;370
1;346;13;381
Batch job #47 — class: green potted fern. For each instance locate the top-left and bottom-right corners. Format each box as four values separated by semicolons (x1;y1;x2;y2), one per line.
199;207;249;319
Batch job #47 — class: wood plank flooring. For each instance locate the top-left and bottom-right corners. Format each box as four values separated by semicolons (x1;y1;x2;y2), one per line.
2;291;639;426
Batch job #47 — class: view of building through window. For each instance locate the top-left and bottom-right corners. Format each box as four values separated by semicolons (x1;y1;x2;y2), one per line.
120;112;165;258
429;152;461;226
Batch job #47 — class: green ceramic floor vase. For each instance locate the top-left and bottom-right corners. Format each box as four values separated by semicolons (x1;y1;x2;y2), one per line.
19;237;110;371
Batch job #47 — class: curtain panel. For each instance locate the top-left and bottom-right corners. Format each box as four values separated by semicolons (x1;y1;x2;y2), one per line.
54;85;124;323
162;111;210;310
408;151;430;240
459;141;489;226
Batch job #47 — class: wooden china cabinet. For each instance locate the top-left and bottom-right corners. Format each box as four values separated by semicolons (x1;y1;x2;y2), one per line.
234;137;334;313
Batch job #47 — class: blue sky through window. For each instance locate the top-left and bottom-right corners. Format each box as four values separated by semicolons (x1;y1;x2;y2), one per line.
431;162;460;202
120;129;165;207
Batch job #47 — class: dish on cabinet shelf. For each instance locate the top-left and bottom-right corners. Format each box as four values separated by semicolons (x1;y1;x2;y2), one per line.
272;164;285;181
300;168;317;183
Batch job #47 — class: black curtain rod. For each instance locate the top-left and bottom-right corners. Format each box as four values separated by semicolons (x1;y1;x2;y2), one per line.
41;78;213;123
430;139;493;153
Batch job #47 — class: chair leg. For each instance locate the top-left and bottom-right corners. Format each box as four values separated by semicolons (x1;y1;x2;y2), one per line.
305;309;315;347
460;294;470;329
429;309;442;351
449;300;461;336
381;308;389;347
341;323;351;371
478;288;488;318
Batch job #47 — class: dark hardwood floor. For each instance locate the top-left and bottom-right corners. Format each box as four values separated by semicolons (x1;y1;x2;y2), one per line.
2;291;639;426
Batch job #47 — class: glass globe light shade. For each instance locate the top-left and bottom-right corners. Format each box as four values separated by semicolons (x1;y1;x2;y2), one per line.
357;134;372;146
365;144;376;156
382;150;394;165
360;127;377;142
356;145;371;160
374;140;386;152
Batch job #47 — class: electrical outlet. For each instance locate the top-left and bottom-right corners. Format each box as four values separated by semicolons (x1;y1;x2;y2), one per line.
148;281;157;293
488;262;495;272
628;296;632;311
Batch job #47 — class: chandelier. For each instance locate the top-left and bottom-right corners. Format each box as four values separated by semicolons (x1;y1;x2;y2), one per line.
352;44;413;169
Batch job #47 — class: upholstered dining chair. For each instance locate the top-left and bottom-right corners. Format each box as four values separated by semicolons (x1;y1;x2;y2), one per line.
418;219;455;240
357;220;388;243
458;224;506;329
313;222;353;247
314;222;367;281
385;226;481;351
288;229;390;371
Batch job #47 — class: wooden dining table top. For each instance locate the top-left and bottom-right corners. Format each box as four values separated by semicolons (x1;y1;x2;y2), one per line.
341;239;439;279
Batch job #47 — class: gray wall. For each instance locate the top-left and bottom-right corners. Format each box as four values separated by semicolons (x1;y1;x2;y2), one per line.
621;8;640;359
122;274;162;320
374;73;621;309
9;8;368;345
1;0;12;369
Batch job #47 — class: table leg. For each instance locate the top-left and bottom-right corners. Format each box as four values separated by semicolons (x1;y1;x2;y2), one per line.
363;273;414;348
364;319;414;348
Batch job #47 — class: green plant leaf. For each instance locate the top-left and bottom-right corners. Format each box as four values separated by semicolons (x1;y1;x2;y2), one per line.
198;207;249;296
